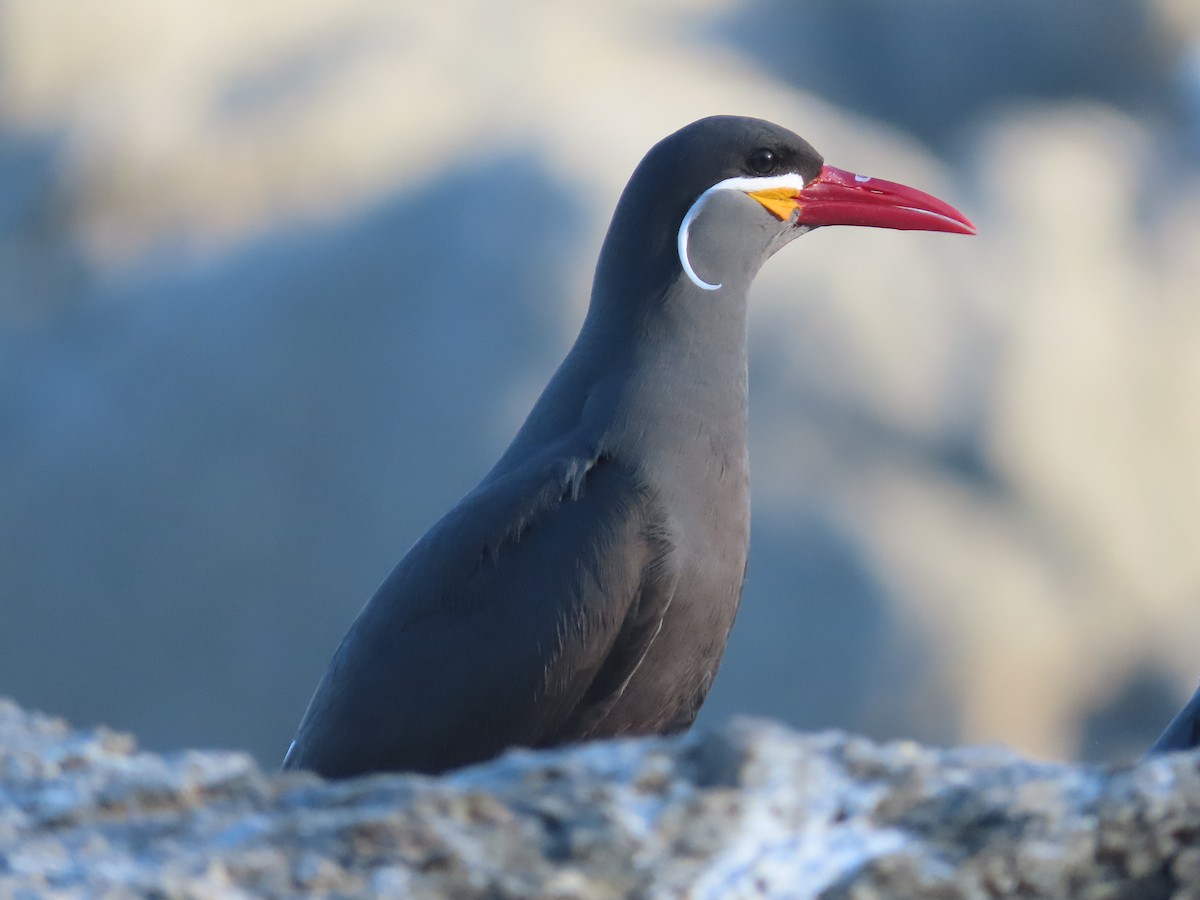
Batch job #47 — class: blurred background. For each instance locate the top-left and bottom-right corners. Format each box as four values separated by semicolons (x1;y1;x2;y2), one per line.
2;0;1200;767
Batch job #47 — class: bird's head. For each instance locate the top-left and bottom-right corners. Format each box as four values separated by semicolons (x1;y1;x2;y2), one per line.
597;116;974;299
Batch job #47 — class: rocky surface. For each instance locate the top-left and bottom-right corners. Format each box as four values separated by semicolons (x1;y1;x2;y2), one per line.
2;699;1199;898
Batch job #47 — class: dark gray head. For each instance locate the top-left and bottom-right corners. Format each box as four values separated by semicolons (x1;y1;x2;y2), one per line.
590;114;974;315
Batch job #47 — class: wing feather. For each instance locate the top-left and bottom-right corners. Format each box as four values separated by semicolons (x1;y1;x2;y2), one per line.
286;449;673;777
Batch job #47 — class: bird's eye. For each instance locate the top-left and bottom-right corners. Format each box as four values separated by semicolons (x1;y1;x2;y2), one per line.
748;148;777;175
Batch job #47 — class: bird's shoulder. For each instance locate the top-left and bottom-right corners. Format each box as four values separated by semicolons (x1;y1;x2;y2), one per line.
378;437;668;624
288;440;676;775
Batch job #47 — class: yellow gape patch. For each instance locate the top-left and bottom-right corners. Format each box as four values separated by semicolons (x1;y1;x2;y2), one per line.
747;187;801;221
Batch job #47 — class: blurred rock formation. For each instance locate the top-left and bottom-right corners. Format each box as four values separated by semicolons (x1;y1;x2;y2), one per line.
3;698;1199;897
1;0;1198;764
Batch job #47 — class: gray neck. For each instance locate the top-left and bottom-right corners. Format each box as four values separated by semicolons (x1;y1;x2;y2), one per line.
595;275;750;467
492;191;772;486
491;267;752;504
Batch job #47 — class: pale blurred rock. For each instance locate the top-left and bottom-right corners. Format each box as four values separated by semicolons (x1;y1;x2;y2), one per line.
2;697;1200;899
746;104;1200;760
2;0;1200;770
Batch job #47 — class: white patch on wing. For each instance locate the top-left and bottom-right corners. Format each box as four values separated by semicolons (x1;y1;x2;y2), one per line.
677;173;809;291
854;174;872;183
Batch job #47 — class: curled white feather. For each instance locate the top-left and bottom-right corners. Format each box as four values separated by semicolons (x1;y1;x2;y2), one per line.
676;173;809;291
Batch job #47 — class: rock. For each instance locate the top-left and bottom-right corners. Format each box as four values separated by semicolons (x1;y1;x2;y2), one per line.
1;698;1198;898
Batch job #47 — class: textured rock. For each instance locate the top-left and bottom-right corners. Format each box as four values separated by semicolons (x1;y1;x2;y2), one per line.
2;699;1199;898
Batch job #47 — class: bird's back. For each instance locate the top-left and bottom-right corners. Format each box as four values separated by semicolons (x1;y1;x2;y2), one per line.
284;440;726;777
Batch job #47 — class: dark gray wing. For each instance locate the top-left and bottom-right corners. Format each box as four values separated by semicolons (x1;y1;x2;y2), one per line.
284;447;674;777
1148;681;1200;755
